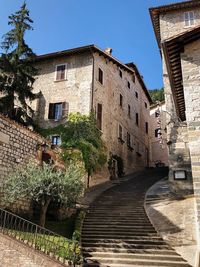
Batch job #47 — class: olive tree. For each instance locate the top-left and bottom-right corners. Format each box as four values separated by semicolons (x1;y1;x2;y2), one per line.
4;161;84;227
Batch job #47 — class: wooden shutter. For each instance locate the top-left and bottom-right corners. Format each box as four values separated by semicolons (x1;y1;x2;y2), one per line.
48;103;55;119
62;102;69;119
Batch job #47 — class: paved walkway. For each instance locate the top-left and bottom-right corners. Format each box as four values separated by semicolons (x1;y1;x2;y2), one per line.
145;178;197;267
0;241;40;267
82;169;192;267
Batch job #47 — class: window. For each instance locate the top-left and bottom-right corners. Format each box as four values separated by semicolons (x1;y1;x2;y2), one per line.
184;11;195;27
55;64;66;81
136;113;139;126
135;91;138;99
98;68;103;84
119;69;122;78
155;128;161;138
128;105;131;117
145;102;147;108
52;135;61;145
145;122;148;134
48;102;69;120
97;103;102;130
155;111;160;117
132;73;135;83
127;132;131;147
118;124;123;139
120;94;123;107
127;81;130;89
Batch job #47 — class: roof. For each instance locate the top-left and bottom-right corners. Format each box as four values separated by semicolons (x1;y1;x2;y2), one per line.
149;0;200;48
34;44;152;104
162;25;200;121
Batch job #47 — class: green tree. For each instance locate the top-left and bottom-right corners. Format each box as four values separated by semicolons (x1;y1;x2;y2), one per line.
148;88;164;103
4;162;84;227
0;2;38;124
39;112;107;186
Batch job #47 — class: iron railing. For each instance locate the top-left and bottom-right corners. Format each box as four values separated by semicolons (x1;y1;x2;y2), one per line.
0;208;80;266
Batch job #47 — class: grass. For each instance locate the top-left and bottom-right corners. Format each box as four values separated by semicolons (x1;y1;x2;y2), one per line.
4;227;81;263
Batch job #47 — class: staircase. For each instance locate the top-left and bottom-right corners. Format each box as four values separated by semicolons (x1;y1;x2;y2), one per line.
81;169;192;267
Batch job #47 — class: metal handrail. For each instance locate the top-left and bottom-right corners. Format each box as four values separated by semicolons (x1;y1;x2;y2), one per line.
0;208;80;266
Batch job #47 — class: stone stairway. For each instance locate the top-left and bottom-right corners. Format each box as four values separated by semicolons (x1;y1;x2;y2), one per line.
81;169;192;267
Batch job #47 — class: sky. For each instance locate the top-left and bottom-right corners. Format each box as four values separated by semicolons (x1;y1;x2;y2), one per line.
0;0;185;90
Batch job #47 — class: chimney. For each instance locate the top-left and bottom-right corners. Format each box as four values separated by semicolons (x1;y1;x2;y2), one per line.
104;47;113;55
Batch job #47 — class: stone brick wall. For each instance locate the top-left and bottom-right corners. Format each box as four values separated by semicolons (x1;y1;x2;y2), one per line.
150;102;169;167
181;39;200;236
31;49;151;186
93;52;151;174
161;55;192;191
160;7;200;41
32;52;93;128
0;114;44;213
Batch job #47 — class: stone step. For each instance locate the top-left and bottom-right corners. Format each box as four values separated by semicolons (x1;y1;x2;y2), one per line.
82;226;156;231
81;234;161;239
81;239;166;245
82;247;178;255
83;258;190;267
83;251;184;261
81;238;165;246
83;221;152;225
82;242;169;249
82;231;158;236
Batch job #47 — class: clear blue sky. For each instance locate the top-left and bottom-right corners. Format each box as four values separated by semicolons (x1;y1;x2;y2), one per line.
0;0;184;90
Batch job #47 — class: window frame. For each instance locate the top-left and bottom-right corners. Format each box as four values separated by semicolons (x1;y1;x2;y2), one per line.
55;63;67;81
120;94;123;108
98;67;104;85
119;69;123;78
128;104;131;117
184;11;195;27
145;122;148;134
51;135;61;146
48;102;69;121
136;112;139;126
97;103;103;130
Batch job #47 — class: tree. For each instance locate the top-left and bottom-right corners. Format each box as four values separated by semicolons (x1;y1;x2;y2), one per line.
148;88;164;103
0;2;38;124
4;161;84;227
39;112;107;187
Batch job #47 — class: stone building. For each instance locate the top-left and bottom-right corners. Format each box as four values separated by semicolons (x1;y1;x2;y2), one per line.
30;45;152;186
150;101;168;167
150;0;200;255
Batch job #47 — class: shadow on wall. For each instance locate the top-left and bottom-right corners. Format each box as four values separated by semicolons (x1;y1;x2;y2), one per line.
167;117;193;193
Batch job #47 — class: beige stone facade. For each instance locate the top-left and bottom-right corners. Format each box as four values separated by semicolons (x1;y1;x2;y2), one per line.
150;1;200;263
31;45;152;185
150;102;168;167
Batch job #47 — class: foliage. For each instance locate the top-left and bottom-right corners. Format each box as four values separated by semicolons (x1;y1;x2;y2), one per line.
4;161;84;226
112;155;124;177
0;2;38;124
39;112;107;177
148;88;164;103
7;229;81;264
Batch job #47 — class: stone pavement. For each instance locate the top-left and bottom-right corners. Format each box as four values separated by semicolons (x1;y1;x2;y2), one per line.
0;241;40;267
145;178;197;267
